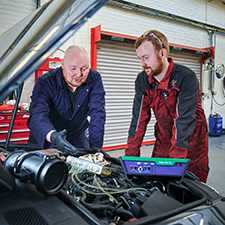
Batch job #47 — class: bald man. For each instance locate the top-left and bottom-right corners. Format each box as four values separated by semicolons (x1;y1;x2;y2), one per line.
27;45;106;152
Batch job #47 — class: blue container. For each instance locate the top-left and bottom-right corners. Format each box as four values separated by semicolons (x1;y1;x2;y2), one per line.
209;115;223;136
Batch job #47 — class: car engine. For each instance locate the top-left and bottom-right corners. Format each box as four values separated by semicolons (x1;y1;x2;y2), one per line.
0;146;212;225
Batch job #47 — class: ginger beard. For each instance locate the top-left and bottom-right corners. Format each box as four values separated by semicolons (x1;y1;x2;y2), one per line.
143;54;164;77
63;72;87;87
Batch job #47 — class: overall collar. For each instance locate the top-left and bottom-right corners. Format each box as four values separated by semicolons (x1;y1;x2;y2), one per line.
148;57;174;91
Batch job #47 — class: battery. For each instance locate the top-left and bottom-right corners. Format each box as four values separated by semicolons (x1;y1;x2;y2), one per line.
209;115;223;136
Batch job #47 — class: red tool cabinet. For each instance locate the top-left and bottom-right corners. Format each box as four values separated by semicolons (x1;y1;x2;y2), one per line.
0;111;30;143
0;57;61;144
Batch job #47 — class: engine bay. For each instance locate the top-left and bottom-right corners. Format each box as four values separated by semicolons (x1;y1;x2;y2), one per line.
0;145;211;225
63;153;204;224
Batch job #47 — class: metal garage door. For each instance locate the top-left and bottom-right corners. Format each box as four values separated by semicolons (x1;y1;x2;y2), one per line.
97;41;202;148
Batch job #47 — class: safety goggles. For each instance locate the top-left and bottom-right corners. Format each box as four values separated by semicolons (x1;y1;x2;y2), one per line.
142;31;165;48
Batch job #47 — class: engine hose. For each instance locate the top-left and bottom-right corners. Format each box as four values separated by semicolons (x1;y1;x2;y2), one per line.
115;177;128;188
105;182;128;189
77;190;134;219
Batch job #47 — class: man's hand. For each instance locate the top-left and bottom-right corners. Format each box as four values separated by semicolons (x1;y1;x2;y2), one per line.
50;129;77;154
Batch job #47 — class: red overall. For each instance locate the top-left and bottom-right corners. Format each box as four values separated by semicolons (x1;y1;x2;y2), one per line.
125;58;209;183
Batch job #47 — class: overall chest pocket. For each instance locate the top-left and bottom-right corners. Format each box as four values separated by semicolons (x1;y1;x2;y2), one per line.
164;90;179;117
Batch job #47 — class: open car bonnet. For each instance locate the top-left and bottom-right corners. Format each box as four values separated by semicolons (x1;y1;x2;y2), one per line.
0;0;108;103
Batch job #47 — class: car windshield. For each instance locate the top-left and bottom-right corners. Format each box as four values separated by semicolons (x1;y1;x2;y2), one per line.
0;0;108;103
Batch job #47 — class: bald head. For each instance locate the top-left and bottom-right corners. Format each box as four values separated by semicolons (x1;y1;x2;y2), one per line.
61;45;90;91
63;45;89;60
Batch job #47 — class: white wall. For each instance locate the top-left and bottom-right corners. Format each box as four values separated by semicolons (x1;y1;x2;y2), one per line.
81;0;225;127
1;0;225;127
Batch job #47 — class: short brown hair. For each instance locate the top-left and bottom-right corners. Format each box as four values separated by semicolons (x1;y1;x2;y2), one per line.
134;30;169;56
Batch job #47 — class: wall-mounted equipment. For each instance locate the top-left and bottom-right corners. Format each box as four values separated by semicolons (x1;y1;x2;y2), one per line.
204;56;214;71
215;63;225;97
203;56;214;91
215;63;225;79
223;76;225;97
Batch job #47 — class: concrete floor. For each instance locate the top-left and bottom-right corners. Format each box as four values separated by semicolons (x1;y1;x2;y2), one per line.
106;134;225;196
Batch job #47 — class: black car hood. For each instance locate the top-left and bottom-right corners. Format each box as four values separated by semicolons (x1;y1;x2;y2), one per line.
0;0;108;103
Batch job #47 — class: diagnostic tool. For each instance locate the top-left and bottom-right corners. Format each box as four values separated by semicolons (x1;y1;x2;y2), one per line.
120;156;189;183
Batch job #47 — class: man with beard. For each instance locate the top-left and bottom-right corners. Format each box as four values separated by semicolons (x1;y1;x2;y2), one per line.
28;45;106;153
125;30;209;183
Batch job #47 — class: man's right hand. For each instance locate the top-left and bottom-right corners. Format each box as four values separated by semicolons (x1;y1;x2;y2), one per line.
50;129;78;154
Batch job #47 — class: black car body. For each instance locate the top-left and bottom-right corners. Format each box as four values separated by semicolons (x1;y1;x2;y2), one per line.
0;0;225;224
